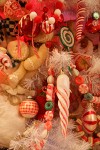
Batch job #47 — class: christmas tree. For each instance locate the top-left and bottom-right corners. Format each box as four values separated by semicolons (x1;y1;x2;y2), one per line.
0;0;100;150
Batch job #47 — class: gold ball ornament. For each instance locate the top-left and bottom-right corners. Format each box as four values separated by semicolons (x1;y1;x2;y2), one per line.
0;0;7;6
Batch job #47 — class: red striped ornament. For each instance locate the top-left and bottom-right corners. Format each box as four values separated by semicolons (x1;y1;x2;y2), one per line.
56;72;70;137
41;21;54;34
82;104;97;134
76;0;86;40
19;99;39;118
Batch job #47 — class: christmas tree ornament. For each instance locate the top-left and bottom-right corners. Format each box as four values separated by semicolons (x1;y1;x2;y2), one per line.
41;20;55;34
85;18;100;33
76;0;86;40
56;71;70;137
78;84;89;94
92;12;100;20
45;101;54;110
19;96;39;118
59;26;74;50
4;0;25;20
82;103;97;135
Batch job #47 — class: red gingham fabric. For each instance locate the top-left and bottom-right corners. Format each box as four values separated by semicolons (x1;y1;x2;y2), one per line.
19;100;39;118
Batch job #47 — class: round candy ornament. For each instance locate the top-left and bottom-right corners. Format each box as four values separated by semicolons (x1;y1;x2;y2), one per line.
82;103;97;134
59;26;74;50
19;97;39;118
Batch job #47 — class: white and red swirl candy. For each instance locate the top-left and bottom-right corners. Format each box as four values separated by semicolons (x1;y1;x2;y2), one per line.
76;0;86;40
0;54;12;70
56;72;70;137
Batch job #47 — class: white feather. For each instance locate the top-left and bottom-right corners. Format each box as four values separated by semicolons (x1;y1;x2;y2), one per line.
88;56;100;74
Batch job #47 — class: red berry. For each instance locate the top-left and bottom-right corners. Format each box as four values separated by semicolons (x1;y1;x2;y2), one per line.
75;75;84;85
25;3;33;10
34;16;41;23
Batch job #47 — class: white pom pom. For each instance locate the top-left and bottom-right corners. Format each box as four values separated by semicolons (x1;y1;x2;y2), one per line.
30;11;37;21
54;9;61;16
48;17;55;24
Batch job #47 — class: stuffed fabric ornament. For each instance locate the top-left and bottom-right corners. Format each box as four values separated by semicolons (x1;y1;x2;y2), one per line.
0;94;25;147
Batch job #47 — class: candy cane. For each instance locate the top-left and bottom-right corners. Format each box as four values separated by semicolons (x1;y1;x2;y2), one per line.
76;0;86;40
56;72;70;137
46;84;54;101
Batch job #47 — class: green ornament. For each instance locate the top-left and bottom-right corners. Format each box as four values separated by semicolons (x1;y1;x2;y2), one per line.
45;101;54;110
59;26;74;51
84;93;93;101
93;12;100;20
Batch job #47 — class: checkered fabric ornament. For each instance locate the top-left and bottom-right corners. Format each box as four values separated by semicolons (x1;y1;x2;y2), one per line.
4;18;18;36
19;99;39;118
0;20;5;41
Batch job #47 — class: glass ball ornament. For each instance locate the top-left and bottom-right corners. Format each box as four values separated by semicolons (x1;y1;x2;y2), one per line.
19;97;39;118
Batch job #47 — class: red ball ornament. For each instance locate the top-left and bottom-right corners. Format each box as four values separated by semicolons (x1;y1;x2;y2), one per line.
19;98;39;118
75;75;84;85
82;104;97;134
85;18;100;33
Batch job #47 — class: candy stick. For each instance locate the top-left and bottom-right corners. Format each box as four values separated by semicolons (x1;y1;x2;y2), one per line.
56;72;70;137
76;0;86;40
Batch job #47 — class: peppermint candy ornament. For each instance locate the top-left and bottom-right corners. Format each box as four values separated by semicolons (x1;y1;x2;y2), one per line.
79;84;89;94
82;103;97;134
60;26;74;50
41;20;55;34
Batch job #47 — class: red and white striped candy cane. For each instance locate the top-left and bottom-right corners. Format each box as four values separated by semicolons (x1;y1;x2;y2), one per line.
56;72;70;137
46;84;54;101
76;0;86;40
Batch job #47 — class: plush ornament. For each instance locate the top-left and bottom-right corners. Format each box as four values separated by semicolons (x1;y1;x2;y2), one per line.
19;97;39;118
0;94;25;147
4;0;25;20
7;40;29;61
82;103;97;134
24;44;48;71
85;18;100;33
